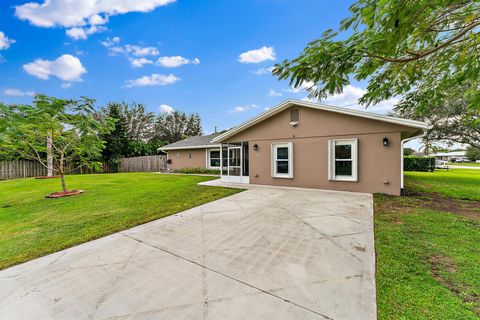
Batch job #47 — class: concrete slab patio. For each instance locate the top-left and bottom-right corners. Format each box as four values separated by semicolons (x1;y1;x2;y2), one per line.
0;181;376;320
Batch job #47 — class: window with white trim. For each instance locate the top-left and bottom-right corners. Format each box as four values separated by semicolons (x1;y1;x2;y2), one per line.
272;142;293;178
328;139;358;181
208;149;221;169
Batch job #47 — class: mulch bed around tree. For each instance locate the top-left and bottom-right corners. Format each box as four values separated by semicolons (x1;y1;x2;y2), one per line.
45;190;84;198
35;176;60;179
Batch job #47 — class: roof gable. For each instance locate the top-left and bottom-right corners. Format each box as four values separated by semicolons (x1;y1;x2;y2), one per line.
212;99;429;143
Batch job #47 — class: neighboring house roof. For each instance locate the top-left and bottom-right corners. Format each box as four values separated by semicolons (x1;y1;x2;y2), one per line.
160;132;222;151
212;99;430;143
429;151;466;157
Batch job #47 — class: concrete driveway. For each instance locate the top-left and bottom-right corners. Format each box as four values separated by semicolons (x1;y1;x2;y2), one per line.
0;182;376;320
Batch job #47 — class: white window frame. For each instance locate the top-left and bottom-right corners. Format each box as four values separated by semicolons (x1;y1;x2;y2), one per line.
206;148;221;169
271;142;293;178
328;139;358;182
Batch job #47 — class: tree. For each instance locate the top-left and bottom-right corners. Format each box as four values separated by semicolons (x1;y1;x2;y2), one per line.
273;1;480;116
121;102;155;142
0;95;112;194
466;146;480;162
403;147;415;156
395;86;480;148
100;103;129;172
153;111;203;144
184;113;202;137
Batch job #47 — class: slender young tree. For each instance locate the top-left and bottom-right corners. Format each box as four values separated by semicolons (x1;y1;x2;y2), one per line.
0;95;113;194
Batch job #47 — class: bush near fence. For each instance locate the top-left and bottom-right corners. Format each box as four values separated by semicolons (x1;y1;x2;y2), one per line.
404;156;435;172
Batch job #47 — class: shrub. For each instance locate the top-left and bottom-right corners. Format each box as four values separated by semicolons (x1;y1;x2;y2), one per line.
404;156;435;172
466;146;480;162
172;167;220;175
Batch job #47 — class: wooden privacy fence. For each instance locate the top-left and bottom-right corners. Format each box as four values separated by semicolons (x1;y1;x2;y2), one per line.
0;155;166;180
118;155;167;172
0;160;48;180
0;160;102;180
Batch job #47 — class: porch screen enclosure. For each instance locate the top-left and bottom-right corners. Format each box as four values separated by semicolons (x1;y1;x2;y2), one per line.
221;142;249;183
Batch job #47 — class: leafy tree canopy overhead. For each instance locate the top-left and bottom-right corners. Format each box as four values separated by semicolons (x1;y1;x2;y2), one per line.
273;1;480;113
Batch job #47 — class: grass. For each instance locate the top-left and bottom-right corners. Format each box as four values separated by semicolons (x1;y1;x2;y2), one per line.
405;169;480;201
448;162;480;167
0;173;241;269
375;169;480;319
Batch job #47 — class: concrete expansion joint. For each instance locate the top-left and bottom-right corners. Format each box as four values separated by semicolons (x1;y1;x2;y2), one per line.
118;232;335;320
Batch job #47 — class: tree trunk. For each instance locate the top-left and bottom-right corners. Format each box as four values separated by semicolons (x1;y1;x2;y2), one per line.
60;173;67;193
47;136;53;177
59;151;67;193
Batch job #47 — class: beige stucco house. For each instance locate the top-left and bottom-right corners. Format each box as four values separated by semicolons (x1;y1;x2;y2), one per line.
161;100;429;195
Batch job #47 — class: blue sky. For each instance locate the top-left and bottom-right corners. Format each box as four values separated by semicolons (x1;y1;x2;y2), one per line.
1;0;421;147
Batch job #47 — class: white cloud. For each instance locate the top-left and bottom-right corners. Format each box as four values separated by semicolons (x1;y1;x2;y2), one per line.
124;73;180;88
239;46;275;64
129;57;153;68
253;66;274;75
156;56;200;68
101;36;120;47
159;104;174;113
108;44;159;57
268;89;282;97
303;85;399;114
283;80;316;93
103;37;161;67
228;104;259;114
89;14;108;25
3;88;35;97
23;54;86;82
61;82;72;89
0;32;15;50
15;0;176;39
66;25;106;40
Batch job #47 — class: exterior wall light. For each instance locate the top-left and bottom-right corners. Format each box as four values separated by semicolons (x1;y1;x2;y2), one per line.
253;144;259;151
383;137;389;147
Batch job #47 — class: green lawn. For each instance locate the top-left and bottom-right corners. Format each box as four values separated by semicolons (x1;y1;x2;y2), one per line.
375;169;480;319
0;173;241;269
448;162;480;167
406;169;480;200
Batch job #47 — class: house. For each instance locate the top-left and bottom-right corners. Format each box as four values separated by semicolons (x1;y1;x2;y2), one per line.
161;132;222;171
429;151;468;162
161;100;429;195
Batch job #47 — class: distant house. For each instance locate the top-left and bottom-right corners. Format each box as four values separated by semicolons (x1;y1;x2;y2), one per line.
429;151;467;162
161;100;429;195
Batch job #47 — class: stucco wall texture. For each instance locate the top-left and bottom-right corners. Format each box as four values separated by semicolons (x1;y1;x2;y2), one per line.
223;106;420;195
167;148;206;170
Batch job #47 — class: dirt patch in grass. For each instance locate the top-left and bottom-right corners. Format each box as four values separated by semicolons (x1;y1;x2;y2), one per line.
417;192;480;219
379;189;480;220
429;254;480;316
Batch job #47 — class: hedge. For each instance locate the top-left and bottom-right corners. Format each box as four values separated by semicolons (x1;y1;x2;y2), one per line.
404;156;435;172
171;167;220;175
